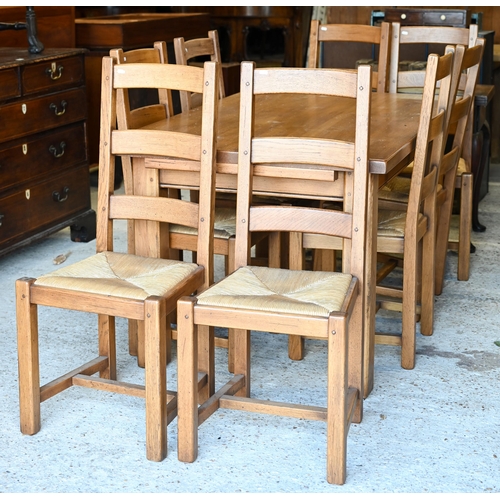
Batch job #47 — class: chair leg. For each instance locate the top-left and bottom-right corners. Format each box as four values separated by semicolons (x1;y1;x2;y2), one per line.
227;238;236;374
137;321;145;368
16;278;41;436
401;246;417;370
458;173;472;281
420;210;435;337
288;231;305;360
197;324;215;404
144;297;167;461
98;314;116;379
128;319;138;356
177;297;199;463
326;316;347;485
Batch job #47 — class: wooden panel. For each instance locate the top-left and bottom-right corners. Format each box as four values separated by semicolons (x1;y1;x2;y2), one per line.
0;88;87;142
74;13;210;50
0;123;87;192
21;56;84;95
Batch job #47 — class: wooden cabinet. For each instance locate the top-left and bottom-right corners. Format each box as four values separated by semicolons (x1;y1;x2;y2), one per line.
0;48;95;257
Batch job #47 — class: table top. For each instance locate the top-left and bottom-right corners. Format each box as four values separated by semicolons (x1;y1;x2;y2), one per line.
144;91;424;177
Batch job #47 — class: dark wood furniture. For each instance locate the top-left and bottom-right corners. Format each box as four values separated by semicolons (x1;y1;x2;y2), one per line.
172;7;312;67
0;47;95;257
74;12;210;166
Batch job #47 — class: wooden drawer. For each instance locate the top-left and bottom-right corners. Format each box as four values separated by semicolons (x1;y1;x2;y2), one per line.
422;11;468;27
0;164;90;247
384;8;470;28
0;123;87;192
21;56;85;96
0;87;87;143
0;66;20;101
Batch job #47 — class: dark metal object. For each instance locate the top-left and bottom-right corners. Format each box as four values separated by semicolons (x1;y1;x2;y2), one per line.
0;6;44;53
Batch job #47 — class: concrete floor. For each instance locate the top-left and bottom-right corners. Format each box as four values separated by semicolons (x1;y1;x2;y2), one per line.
1;168;499;493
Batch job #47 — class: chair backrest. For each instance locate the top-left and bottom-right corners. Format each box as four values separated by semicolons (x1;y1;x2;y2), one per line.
174;30;225;112
236;61;372;292
110;42;173;204
98;57;219;289
389;22;478;93
440;39;484;190
307;19;390;93
405;49;455;222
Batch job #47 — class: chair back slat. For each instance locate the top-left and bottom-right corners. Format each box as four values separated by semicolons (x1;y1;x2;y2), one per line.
111;130;202;161
251;138;355;169
249;206;353;239
114;63;205;94
109;195;199;228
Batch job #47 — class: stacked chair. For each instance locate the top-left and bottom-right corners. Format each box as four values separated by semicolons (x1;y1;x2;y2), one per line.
386;22;480;285
16;58;219;461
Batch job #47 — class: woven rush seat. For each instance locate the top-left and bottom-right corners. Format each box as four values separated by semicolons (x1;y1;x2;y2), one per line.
377;209;425;238
196;266;352;317
35;251;199;300
379;176;411;203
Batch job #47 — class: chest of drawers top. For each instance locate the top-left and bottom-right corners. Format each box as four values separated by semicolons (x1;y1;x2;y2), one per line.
0;48;87;103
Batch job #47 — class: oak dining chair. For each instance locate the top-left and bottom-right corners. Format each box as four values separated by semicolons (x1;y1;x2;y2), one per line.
176;61;372;485
16;57;219;461
174;30;225;112
375;48;455;369
111;42;271;372
307;19;391;93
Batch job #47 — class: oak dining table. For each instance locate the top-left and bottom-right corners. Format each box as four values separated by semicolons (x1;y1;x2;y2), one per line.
137;90;424;398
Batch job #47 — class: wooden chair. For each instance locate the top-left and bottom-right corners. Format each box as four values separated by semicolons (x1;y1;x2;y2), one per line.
16;58;219;461
176;62;372;485
387;23;480;284
174;30;225;112
110;43;269;371
379;39;485;296
375;49;455;369
307;19;391;93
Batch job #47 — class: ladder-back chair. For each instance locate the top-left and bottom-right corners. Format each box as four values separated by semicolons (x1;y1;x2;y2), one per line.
177;62;372;485
16;58;219;461
387;23;480;284
307;19;391;93
174;30;225;112
379;39;484;295
375;49;455;369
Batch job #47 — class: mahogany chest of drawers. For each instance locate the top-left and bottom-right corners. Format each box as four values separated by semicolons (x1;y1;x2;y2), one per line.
0;48;95;256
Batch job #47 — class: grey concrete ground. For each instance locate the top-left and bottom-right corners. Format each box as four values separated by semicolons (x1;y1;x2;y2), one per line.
1;169;499;494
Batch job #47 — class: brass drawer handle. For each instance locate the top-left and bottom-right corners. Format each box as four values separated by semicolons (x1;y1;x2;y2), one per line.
52;186;70;203
49;141;66;158
46;64;64;80
50;100;67;116
0;214;3;227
